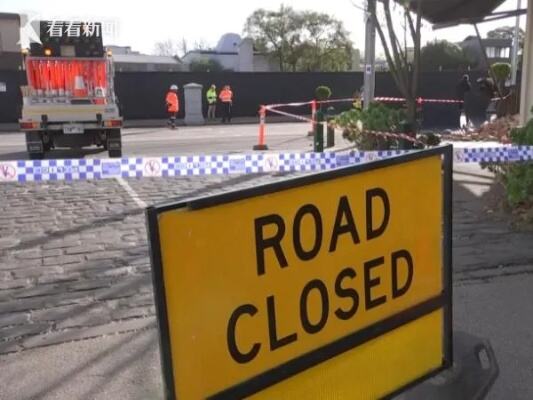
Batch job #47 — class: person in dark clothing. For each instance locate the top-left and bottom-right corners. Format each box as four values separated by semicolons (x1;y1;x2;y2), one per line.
477;76;498;121
456;74;472;128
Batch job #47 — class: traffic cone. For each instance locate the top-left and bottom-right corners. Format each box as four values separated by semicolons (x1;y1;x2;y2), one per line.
73;75;87;97
94;87;106;104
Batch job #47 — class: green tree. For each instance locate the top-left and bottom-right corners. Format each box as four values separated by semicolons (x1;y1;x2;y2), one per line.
487;26;525;47
189;58;224;72
420;40;471;71
244;5;302;72
297;11;353;72
244;5;353;72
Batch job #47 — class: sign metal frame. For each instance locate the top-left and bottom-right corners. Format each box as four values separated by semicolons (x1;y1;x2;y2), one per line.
146;145;453;400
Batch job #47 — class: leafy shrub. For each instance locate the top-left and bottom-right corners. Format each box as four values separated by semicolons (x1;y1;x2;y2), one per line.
491;62;511;83
489;118;533;209
417;132;441;147
504;121;533;206
335;103;406;150
189;59;224;72
315;86;332;101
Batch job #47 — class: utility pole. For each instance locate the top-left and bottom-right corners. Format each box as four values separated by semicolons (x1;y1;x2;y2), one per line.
363;0;376;109
511;0;522;86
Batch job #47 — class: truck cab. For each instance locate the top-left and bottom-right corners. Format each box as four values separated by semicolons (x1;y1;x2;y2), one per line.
19;21;122;159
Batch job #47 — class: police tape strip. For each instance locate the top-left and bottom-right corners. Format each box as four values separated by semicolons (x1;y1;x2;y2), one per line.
490;93;513;102
265;107;423;145
374;97;464;104
266;96;464;110
266;101;313;108
265;106;314;122
0;146;532;184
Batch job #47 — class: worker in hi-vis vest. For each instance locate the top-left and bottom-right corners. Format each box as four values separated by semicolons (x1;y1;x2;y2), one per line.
206;84;217;121
219;85;233;123
165;84;179;129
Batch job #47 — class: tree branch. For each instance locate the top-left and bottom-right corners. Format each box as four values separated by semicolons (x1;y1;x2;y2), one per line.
373;11;408;96
382;0;408;91
411;0;422;99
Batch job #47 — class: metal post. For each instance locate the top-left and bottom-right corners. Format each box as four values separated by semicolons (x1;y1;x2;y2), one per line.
326;107;335;148
363;0;376;110
519;0;533;124
511;0;522;86
314;111;324;152
308;99;317;136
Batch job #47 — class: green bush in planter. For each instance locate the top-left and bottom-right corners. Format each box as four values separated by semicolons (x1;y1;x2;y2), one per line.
335;103;406;150
315;86;332;101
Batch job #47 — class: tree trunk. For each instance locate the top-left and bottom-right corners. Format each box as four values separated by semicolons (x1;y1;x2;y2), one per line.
403;97;417;149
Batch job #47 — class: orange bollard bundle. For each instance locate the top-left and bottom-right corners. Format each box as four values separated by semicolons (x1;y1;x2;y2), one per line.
253;105;269;151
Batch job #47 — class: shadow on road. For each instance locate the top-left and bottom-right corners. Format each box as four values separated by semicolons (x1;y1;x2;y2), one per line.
0;148;107;161
45;148;107;159
0;151;28;161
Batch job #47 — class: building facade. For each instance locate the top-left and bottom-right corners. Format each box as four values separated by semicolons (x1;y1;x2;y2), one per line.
182;33;280;72
460;36;513;70
108;45;186;72
0;13;23;71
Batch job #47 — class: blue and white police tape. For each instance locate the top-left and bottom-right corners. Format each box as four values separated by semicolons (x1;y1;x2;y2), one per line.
0;146;532;183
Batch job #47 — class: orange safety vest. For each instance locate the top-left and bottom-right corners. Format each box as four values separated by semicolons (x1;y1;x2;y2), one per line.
219;89;233;103
166;91;179;113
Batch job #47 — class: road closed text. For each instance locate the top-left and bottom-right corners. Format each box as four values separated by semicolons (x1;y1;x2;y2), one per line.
226;188;415;364
151;152;447;399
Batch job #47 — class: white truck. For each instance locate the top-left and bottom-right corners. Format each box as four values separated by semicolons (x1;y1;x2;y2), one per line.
19;21;122;159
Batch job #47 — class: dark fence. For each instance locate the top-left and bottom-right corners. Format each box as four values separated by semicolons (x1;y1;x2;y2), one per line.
0;69;495;128
0;70;25;124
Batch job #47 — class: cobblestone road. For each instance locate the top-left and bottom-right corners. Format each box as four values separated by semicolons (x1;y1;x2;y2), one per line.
0;173;299;354
1;165;533;357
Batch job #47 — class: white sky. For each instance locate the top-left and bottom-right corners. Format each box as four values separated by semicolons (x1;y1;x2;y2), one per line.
1;0;527;56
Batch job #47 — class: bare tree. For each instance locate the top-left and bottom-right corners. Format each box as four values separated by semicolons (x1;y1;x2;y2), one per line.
154;38;211;58
153;39;182;57
372;0;422;140
179;38;188;56
353;0;422;139
193;39;210;51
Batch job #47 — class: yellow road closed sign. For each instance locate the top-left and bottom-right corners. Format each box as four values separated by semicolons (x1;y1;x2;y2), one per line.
147;146;453;400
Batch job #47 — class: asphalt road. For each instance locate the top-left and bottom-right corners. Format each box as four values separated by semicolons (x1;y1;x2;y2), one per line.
0;122;321;160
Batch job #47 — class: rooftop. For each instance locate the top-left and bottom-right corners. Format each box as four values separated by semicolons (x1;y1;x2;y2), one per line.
405;0;507;25
462;36;513;46
112;54;181;65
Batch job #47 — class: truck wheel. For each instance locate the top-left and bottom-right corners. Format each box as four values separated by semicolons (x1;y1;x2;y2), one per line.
29;152;44;160
109;149;122;158
107;129;122;158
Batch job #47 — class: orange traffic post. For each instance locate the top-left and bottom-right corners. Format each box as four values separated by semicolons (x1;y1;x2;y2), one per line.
253;105;269;151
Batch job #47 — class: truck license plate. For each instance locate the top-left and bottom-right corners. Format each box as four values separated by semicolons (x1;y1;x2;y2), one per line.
63;124;84;134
